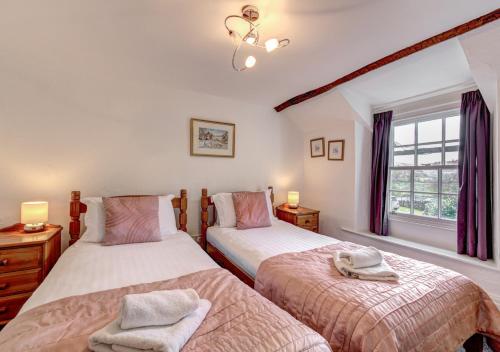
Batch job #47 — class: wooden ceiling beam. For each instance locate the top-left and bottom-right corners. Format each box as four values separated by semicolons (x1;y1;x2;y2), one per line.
274;8;500;112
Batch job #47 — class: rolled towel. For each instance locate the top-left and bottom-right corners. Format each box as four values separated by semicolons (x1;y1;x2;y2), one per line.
119;289;199;330
89;299;211;352
337;246;383;269
333;252;399;282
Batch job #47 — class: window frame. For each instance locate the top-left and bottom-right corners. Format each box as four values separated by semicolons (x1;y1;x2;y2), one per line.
387;109;459;229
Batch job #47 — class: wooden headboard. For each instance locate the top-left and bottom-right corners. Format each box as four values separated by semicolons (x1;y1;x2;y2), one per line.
69;189;188;246
200;187;274;250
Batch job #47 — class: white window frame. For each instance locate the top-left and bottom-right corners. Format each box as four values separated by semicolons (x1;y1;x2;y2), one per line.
388;109;460;229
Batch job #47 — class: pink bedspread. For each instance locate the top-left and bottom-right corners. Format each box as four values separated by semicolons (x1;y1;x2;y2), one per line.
254;242;500;352
0;268;331;352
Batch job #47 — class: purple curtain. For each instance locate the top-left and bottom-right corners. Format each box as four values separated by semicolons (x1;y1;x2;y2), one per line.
370;111;393;235
458;90;492;260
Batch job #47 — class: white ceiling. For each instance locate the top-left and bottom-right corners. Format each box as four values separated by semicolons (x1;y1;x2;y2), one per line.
0;0;498;108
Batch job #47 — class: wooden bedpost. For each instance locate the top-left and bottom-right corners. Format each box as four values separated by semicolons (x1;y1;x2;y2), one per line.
268;186;275;215
69;191;87;246
268;186;274;203
200;188;209;250
179;189;188;232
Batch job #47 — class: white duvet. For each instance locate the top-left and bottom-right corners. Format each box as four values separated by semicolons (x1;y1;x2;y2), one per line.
21;232;218;313
207;219;339;278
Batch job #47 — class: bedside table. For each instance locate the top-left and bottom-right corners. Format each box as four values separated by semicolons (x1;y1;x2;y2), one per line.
0;224;62;325
276;204;320;233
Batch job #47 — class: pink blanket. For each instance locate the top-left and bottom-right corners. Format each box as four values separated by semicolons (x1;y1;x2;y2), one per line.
0;268;331;352
255;242;500;352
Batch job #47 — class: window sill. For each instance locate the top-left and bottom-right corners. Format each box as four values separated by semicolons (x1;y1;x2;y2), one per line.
389;213;455;231
341;227;499;272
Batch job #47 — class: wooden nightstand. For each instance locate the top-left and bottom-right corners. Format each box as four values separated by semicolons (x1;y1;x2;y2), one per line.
0;224;61;325
276;204;320;233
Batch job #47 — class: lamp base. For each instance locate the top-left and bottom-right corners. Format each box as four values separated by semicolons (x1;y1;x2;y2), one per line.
287;203;298;209
23;223;45;233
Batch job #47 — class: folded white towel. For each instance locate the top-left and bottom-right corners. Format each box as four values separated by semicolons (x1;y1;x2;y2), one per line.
89;299;211;352
337;246;383;269
119;289;200;330
333;253;399;282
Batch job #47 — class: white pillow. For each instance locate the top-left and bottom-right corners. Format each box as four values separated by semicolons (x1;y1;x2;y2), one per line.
158;195;178;235
80;195;177;242
80;197;105;242
211;193;236;228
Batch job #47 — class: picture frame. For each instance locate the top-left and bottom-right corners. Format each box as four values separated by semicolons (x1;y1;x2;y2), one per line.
190;118;235;157
328;139;345;161
310;137;325;158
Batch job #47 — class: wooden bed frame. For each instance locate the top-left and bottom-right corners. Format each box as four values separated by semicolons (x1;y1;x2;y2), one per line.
69;189;188;246
200;187;274;287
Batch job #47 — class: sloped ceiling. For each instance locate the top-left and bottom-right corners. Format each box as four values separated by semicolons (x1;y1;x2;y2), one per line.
460;22;500;112
0;0;498;108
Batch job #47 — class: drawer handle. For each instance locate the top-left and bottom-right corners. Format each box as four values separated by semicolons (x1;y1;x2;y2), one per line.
0;307;7;314
0;283;8;290
305;220;310;224
0;259;8;266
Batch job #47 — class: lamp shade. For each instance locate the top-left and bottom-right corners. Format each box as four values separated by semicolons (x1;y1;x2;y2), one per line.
21;201;48;225
287;191;299;208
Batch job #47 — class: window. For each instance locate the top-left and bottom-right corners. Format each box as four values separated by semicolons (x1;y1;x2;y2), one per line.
389;113;459;221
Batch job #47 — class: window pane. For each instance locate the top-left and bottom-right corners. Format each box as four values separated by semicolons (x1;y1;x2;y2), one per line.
390;191;410;214
394;123;415;146
418;119;442;144
394;146;415;166
441;194;458;220
414;169;438;193
390;170;411;191
417;143;442;166
445;141;459;165
445;115;460;141
414;193;438;217
442;169;459;193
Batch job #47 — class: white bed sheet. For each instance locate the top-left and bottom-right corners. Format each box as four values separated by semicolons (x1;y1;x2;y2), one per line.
207;219;339;278
21;231;218;313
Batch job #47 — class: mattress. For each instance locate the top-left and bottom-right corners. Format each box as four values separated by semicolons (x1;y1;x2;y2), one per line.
21;231;218;313
207;219;339;278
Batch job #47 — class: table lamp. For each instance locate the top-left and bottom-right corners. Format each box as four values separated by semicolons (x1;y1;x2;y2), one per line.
21;201;48;232
287;191;299;209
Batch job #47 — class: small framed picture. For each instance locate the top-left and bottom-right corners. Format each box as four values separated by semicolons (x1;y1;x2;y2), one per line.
310;138;325;158
328;140;345;161
190;118;235;157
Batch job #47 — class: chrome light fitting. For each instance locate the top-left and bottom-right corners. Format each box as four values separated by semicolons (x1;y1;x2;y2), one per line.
224;5;290;71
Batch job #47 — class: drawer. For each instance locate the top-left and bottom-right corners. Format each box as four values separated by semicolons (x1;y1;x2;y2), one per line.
296;214;318;227
0;292;32;324
0;246;42;274
0;269;42;297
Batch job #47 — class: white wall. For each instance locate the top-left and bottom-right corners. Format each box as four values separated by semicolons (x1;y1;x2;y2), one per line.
302;119;356;234
0;76;303;247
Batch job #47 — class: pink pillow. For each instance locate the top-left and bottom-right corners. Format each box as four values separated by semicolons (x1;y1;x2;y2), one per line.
232;192;271;230
102;196;162;246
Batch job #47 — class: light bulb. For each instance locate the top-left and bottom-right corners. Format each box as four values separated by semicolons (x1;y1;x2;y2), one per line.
265;38;279;52
245;56;256;68
245;36;256;45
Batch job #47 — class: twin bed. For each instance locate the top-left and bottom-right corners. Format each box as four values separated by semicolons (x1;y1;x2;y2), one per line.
0;190;331;352
201;187;500;352
0;188;498;352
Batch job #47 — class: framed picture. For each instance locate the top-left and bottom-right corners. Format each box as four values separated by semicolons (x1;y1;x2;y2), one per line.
310;137;325;158
328;140;345;161
190;118;235;157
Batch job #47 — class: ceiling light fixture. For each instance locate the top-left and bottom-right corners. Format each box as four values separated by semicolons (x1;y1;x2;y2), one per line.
224;5;290;72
